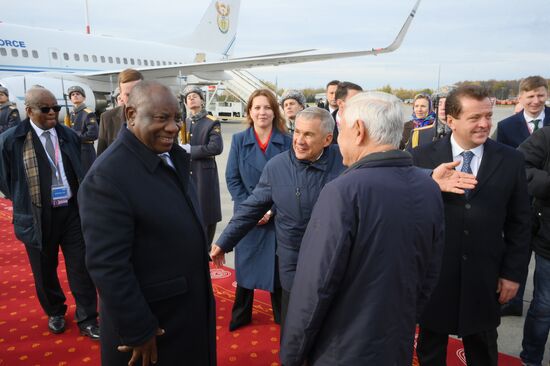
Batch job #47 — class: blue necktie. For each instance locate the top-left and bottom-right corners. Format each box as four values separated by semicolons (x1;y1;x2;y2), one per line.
461;150;474;197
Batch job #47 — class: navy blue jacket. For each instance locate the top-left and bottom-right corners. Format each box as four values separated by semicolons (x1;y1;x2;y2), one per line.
218;144;345;291
0;119;82;249
281;150;445;366
225;126;291;291
69;103;98;174
0;102;20;134
496;106;550;148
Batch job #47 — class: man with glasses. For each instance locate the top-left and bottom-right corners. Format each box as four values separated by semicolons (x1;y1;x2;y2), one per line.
0;87;99;340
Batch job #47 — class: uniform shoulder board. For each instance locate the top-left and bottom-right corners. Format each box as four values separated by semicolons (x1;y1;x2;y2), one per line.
207;115;217;121
9;105;17;110
84;108;93;113
213;126;221;134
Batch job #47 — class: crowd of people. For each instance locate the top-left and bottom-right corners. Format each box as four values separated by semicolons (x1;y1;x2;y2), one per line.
0;70;549;366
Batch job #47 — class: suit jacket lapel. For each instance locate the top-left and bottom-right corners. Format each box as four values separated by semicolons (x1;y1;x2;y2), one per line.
543;106;550;127
429;135;453;168
242;128;267;174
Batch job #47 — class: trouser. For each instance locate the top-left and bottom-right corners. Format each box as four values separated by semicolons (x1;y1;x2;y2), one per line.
520;254;550;365
417;327;498;366
230;284;282;326
281;288;291;337
25;202;98;325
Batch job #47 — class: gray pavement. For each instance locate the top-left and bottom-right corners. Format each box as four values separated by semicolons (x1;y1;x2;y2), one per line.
214;106;544;363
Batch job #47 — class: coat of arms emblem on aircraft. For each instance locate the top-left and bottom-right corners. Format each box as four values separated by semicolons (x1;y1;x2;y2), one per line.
216;1;230;34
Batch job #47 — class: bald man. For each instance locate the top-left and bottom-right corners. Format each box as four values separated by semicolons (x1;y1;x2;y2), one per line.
0;87;99;339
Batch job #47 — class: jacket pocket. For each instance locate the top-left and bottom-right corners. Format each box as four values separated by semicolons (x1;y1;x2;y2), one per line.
12;213;35;245
140;276;188;303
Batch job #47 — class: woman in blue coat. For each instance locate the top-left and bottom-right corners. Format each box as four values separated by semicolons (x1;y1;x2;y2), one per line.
225;88;291;331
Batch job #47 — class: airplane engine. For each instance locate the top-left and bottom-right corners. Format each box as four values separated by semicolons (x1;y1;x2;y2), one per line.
0;76;108;121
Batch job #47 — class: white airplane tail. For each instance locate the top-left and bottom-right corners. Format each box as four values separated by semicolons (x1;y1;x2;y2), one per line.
179;0;240;57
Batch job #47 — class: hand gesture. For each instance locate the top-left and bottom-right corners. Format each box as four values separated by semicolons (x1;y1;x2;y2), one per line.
117;328;165;366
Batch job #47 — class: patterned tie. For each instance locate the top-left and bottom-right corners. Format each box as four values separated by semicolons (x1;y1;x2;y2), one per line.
42;131;60;185
461;150;474;198
159;153;175;171
532;119;541;132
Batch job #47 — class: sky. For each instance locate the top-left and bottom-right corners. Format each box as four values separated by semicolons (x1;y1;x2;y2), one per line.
2;0;550;90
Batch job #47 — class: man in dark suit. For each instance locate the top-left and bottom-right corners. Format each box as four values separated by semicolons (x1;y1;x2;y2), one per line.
96;68;143;156
496;76;549;149
330;81;363;144
179;85;223;245
0;87;99;339
413;85;532;366
323;80;340;115
495;76;549;317
79;81;216;365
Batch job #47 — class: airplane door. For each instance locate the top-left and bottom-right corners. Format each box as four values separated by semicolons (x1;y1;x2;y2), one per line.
48;48;62;67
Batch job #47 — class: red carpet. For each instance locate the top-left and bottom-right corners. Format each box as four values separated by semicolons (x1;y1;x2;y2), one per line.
0;198;522;365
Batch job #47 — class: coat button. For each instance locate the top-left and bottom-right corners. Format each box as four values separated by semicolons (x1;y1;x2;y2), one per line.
464;230;469;235
462;255;468;260
190;171;193;175
465;203;471;209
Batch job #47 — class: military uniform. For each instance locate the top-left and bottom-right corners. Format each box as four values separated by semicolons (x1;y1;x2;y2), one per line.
69;103;98;174
0;102;21;134
184;110;223;243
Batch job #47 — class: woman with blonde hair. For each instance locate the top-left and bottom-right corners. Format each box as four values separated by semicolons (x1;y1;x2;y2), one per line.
224;89;291;331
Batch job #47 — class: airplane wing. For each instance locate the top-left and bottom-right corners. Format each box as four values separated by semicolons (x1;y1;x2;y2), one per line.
42;0;420;83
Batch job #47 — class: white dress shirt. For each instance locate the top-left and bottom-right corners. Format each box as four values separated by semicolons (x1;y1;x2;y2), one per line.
524;110;546;134
29;120;72;198
450;134;484;177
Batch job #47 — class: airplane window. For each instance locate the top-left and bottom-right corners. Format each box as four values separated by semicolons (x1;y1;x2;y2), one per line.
144;60;148;66
101;56;105;63
52;51;58;60
108;56;113;63
150;60;154;65
32;50;38;58
123;57;128;65
83;54;89;62
130;58;135;65
63;52;69;60
11;49;18;57
156;60;160;66
162;61;167;66
74;53;80;61
116;57;121;64
92;55;97;62
137;59;142;66
168;61;172;65
0;48;7;56
22;49;29;58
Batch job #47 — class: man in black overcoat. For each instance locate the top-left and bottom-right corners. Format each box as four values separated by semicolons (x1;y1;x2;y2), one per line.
79;81;216;365
413;85;531;366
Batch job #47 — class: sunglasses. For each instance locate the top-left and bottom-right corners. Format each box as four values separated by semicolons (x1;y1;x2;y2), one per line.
36;105;62;113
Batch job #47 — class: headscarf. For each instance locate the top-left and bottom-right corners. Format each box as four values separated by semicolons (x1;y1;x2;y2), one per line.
411;94;436;128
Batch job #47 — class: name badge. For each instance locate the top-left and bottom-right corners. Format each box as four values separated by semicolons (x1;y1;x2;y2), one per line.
51;185;69;207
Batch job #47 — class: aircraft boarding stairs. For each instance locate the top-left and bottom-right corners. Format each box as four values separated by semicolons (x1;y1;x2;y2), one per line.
223;70;270;103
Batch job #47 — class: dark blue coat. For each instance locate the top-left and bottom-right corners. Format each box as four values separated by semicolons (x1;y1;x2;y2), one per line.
225;127;291;291
218;144;345;291
79;128;216;365
69;103;98;174
496;106;550;148
280;150;445;366
0;119;82;249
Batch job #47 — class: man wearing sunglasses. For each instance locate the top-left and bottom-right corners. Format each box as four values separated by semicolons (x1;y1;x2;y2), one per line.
0;87;100;340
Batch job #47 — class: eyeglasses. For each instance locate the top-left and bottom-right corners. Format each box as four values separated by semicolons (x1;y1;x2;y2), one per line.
36;105;62;113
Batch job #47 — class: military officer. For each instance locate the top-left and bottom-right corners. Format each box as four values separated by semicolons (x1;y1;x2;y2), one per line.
0;86;21;134
180;85;223;245
67;86;98;174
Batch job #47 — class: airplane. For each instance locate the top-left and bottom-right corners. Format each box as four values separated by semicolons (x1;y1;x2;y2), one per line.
0;0;421;120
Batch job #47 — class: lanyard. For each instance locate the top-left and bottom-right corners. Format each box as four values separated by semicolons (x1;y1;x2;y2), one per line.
43;131;62;182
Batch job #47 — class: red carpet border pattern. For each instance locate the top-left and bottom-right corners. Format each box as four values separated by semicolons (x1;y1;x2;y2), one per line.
0;198;521;365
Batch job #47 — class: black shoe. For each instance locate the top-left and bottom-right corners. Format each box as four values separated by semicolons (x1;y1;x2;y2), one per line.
501;303;523;317
79;322;100;340
48;315;66;334
229;319;251;332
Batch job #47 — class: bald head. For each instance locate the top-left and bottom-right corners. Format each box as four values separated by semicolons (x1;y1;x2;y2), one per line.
126;81;182;154
25;87;55;108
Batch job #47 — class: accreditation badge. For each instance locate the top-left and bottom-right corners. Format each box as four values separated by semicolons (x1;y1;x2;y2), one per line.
51;185;70;207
